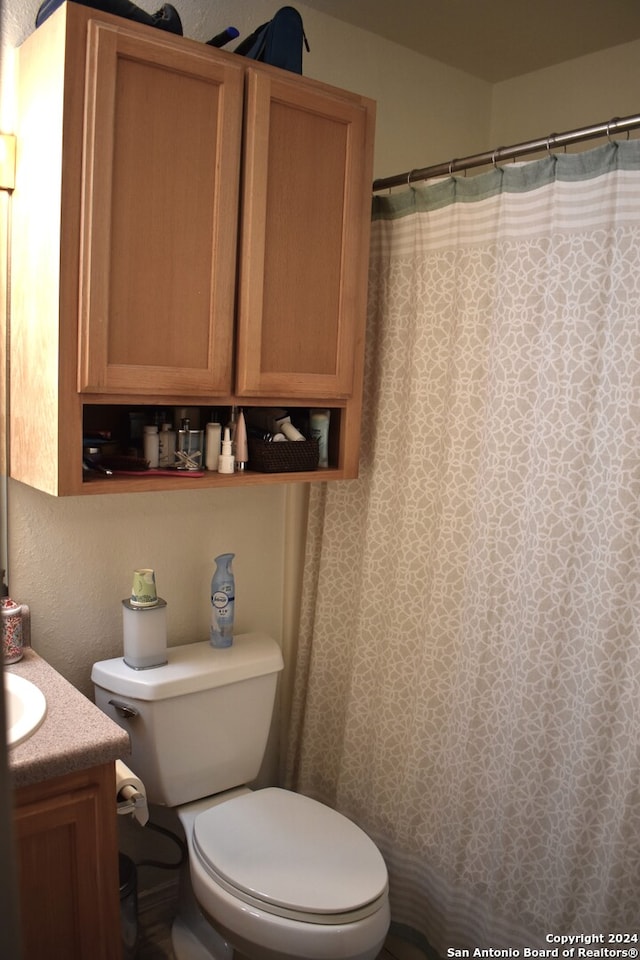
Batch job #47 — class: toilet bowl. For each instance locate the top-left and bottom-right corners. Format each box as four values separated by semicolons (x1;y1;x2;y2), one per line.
91;634;391;960
174;788;390;960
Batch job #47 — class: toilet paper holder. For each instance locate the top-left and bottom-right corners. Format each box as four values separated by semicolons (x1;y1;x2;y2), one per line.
117;783;146;817
115;759;149;826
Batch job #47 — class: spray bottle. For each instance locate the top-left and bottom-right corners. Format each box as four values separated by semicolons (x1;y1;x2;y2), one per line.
210;553;235;648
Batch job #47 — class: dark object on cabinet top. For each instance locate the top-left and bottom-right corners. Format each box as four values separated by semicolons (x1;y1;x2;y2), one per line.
234;6;309;74
35;0;183;34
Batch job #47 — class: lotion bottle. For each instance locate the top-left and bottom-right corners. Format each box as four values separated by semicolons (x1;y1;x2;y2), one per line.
143;425;159;468
205;420;222;471
310;409;330;468
234;410;248;472
158;422;176;467
210;553;235;648
275;415;305;441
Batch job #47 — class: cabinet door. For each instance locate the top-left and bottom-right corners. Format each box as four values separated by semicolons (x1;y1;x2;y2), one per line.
236;69;375;399
78;21;243;396
14;764;121;960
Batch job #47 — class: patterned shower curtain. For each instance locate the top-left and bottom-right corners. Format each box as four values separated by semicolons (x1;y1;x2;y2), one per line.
285;141;640;953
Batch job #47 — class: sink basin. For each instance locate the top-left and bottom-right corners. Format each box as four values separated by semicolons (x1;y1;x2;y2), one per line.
4;672;47;747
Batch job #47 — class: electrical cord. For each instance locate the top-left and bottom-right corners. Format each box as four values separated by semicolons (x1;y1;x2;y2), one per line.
135;819;187;871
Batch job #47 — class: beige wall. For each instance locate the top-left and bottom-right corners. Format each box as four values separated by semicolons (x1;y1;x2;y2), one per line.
0;0;492;176
0;0;492;714
294;7;493;181
8;482;287;693
2;0;638;913
490;37;640;149
0;0;638;723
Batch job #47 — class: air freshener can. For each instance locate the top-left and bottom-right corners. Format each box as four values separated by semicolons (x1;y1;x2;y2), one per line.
210;553;235;648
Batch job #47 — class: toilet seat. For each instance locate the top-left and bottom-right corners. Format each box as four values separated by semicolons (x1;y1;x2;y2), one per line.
192;788;388;925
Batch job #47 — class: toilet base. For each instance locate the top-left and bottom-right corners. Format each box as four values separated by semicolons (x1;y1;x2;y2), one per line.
172;914;233;960
173;857;388;960
172;862;233;960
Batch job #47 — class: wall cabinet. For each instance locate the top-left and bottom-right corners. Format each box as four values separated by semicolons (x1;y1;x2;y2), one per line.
10;2;375;495
77;16;243;398
13;763;121;960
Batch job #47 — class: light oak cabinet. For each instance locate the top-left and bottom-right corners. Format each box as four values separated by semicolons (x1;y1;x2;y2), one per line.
77;16;243;397
10;2;375;495
236;69;370;401
13;763;121;960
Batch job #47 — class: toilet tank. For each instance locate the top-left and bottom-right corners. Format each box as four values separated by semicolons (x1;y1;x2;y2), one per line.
91;632;284;807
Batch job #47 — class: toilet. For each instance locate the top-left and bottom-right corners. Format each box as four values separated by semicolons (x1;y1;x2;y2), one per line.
92;632;390;960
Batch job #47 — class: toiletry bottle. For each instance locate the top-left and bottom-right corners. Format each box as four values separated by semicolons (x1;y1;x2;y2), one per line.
218;427;235;474
210;553;235;648
158;422;176;467
176;418;204;470
227;405;239;455
205;419;222;471
143;425;159;468
275;415;306;441
2;598;24;664
234;410;248;472
310;409;330;468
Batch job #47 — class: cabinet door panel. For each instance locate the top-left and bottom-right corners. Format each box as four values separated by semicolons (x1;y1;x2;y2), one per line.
14;765;120;960
78;22;243;395
236;70;374;399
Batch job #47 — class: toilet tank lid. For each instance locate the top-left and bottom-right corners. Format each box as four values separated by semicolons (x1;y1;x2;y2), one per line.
91;632;283;701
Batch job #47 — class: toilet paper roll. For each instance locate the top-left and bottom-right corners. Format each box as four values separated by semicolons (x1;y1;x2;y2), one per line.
116;759;149;826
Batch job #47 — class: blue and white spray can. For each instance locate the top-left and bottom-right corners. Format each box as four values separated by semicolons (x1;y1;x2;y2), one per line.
210;553;235;648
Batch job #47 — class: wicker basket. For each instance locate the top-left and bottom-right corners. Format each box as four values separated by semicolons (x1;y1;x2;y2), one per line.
248;438;319;473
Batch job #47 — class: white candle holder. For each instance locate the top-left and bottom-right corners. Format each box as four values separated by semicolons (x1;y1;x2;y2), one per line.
122;598;168;669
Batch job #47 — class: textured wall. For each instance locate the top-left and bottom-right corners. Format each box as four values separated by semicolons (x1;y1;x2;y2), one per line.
0;0;494;706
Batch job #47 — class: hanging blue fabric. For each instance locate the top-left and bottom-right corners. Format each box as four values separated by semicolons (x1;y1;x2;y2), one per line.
233;7;309;74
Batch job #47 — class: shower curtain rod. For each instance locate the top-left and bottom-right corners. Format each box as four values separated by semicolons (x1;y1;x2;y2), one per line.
372;111;640;192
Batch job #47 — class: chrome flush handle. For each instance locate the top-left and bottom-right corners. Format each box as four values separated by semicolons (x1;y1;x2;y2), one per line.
108;698;139;720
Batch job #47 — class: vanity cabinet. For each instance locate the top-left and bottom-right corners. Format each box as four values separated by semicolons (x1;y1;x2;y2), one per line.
10;1;375;495
13;763;121;960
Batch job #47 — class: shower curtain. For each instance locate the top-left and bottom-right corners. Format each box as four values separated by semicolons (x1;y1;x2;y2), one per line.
286;140;640;952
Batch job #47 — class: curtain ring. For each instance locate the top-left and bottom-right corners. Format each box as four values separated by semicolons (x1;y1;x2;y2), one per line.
407;169;416;189
606;118;620;143
448;159;456;176
546;134;558;156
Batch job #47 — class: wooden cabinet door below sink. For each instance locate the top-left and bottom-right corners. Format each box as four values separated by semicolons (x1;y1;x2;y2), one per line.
13;763;121;960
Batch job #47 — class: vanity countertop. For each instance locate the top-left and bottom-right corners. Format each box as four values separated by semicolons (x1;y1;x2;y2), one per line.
7;647;130;788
